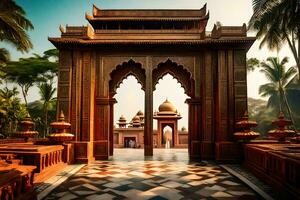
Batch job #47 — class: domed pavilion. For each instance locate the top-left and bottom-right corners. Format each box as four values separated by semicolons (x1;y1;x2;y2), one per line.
154;99;182;148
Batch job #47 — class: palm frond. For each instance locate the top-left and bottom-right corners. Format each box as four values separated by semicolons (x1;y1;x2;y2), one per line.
0;48;10;66
0;0;33;52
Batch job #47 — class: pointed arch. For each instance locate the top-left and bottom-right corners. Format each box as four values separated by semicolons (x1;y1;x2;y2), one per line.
152;59;195;97
109;59;146;96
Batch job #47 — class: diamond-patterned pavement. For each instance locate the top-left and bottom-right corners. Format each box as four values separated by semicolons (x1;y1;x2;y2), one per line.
43;149;260;200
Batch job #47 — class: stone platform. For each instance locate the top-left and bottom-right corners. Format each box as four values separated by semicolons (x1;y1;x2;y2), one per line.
244;143;300;199
0;143;66;183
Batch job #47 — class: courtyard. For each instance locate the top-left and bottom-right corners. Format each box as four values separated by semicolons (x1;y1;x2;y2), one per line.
1;1;300;200
43;149;260;200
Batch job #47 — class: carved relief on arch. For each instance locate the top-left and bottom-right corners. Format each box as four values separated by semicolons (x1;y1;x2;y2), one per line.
152;59;195;97
109;59;146;97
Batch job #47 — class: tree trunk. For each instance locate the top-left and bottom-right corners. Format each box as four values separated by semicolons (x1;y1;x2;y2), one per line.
282;88;297;131
285;31;300;81
20;85;28;110
45;102;48;137
43;103;47;138
297;27;300;81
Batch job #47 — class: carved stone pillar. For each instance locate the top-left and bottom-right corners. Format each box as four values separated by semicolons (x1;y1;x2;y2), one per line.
109;98;117;156
94;97;110;160
157;121;162;148
144;57;153;156
71;51;95;164
215;50;244;162
57;50;72;121
174;122;178;147
185;98;201;159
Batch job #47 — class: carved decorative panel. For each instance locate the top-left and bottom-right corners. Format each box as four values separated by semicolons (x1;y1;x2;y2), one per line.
152;59;195;97
58;85;70;98
59;70;71;82
152;56;195;76
109;59;146;96
233;50;246;66
234;69;247;82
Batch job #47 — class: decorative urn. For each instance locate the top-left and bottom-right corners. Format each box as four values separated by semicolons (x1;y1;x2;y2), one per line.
15;113;38;141
268;112;295;141
233;111;260;141
48;111;74;143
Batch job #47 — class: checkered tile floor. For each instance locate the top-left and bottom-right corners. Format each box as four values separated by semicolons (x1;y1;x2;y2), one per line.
44;149;259;200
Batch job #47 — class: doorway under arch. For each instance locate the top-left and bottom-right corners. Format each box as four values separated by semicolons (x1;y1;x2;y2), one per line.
152;59;195;157
108;59;146;156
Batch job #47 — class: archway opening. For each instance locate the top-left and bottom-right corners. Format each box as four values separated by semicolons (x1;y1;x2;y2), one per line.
153;73;189;159
113;75;145;158
162;125;173;148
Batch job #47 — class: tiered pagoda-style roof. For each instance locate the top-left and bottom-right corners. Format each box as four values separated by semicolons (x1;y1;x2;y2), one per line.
49;4;255;47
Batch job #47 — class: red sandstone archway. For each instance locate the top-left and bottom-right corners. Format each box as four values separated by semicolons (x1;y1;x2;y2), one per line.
152;59;195;98
109;59;146;97
108;59;146;156
152;59;196;157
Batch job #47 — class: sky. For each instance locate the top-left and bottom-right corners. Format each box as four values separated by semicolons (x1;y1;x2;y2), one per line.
3;0;296;128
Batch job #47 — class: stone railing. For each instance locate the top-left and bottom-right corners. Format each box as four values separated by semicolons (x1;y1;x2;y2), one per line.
0;158;36;200
244;144;300;199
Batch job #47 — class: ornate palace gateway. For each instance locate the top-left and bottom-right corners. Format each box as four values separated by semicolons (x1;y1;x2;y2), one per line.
49;4;255;162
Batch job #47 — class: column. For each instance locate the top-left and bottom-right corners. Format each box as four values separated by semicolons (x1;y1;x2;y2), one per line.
57;50;72;121
144;57;153;156
109;98;117;156
173;121;178;147
157;121;162;148
94;97;110;160
73;51;95;164
185;98;201;159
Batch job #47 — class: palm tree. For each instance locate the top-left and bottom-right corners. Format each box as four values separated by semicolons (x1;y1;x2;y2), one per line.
259;57;298;129
38;82;56;137
0;87;26;136
249;0;300;78
3;53;58;109
0;0;33;57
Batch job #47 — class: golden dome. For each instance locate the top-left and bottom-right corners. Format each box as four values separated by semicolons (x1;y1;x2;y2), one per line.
158;99;177;113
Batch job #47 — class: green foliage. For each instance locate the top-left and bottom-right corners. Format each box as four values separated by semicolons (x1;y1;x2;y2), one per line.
248;98;277;137
247;58;260;72
0;0;33;68
249;0;300;77
43;49;59;61
1;52;58;108
38;81;56;137
0;48;10;67
0;87;27;138
28;99;56;137
248;56;300;134
259;57;298;129
0;0;33;52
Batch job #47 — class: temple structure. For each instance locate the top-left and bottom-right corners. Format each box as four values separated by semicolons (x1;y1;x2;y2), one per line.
153;99;182;148
49;4;255;162
113;99;188;148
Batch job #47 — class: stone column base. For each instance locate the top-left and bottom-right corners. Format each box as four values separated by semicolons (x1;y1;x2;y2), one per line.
200;141;214;160
215;141;242;162
94;141;109;160
189;140;201;160
62;143;75;164
73;141;94;164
